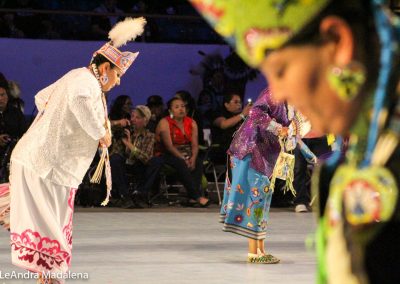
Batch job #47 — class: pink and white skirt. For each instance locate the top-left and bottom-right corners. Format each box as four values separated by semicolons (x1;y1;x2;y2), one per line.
9;161;77;283
0;183;10;230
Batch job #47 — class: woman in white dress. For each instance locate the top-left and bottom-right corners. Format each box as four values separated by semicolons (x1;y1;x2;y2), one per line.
1;17;146;284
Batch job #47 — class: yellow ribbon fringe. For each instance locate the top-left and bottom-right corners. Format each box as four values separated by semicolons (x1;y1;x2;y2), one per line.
90;147;112;206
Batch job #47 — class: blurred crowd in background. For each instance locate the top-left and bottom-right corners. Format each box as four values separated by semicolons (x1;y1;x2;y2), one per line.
0;0;221;43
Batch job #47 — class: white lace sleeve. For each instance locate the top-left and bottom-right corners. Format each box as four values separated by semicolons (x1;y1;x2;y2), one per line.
68;86;106;141
35;82;57;112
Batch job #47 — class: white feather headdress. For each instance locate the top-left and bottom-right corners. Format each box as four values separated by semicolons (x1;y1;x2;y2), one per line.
108;17;147;48
93;17;146;74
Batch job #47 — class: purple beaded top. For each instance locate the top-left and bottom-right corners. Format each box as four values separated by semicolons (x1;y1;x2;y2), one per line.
228;88;290;177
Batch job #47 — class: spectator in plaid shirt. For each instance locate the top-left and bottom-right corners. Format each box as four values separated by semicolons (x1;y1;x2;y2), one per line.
109;105;155;208
124;106;155;166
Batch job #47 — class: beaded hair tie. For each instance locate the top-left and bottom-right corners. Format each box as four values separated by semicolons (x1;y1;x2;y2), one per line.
89;64;112;206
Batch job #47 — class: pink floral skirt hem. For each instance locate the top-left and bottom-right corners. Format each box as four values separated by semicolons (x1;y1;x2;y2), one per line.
10;161;76;284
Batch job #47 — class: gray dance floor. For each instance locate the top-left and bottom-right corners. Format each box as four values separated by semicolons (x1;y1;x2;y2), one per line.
0;207;316;284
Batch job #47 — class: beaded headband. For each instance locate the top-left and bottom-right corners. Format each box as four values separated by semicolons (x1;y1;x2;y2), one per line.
189;0;329;67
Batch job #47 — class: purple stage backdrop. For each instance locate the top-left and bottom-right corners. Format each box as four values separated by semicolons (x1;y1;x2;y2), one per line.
0;38;266;114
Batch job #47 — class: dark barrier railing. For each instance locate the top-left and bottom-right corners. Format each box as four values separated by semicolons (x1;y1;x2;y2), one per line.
0;8;201;20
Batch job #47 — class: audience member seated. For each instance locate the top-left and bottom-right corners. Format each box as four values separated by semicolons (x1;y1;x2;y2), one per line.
109;105;155;209
146;95;165;133
0;0;223;43
3;0;43;38
109;95;132;128
123;105;156;200
7;80;24;112
175;90;204;146
0;13;25;38
155;97;209;207
210;92;251;164
0;72;27;182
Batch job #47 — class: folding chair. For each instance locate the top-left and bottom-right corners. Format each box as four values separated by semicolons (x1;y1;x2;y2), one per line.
202;129;226;205
147;164;182;206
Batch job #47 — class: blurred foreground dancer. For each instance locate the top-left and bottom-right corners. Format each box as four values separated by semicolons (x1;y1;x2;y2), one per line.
191;0;400;283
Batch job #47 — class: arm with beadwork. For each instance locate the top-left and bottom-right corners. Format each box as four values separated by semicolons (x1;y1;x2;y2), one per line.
297;140;317;164
291;112;317;164
249;90;288;138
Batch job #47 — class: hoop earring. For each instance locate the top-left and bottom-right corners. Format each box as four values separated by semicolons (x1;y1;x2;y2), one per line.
327;61;366;102
100;75;109;86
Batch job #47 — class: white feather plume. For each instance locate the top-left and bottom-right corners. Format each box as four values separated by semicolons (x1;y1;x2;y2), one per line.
108;17;146;48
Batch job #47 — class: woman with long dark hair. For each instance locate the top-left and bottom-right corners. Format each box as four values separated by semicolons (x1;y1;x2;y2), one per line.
192;1;400;283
